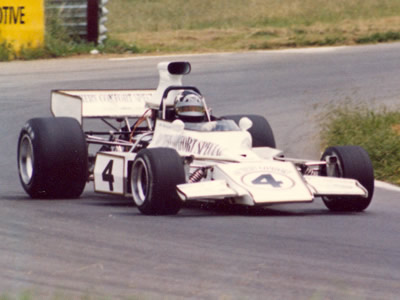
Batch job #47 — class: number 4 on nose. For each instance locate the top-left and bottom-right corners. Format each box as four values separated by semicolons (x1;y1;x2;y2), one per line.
252;174;283;188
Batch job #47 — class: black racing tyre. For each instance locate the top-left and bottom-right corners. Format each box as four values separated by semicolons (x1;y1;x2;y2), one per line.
131;148;186;215
17;117;88;199
222;114;276;148
320;146;374;212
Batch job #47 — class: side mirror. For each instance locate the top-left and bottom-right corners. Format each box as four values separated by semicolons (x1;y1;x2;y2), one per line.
239;117;253;131
172;119;185;131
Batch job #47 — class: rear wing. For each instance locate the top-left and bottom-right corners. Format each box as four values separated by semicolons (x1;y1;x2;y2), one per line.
51;89;155;124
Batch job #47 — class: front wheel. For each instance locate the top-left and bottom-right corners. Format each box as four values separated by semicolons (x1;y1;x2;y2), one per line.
131;148;186;215
320;146;374;212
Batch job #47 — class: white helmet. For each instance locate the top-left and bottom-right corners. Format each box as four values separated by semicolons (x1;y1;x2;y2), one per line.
174;91;205;122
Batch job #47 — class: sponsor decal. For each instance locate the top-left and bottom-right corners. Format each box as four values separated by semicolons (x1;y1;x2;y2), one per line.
164;134;222;156
62;91;153;117
78;93;151;104
0;6;26;24
153;122;223;156
24;122;35;140
235;165;293;176
0;0;44;50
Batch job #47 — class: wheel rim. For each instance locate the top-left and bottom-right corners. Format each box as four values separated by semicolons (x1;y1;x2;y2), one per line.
19;134;34;185
131;158;149;206
325;153;343;178
323;152;344;202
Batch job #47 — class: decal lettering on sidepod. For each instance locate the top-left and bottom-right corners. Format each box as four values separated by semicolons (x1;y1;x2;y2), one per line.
158;134;222;156
176;136;222;156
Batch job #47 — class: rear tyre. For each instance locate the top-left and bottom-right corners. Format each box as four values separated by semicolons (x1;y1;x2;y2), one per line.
320;146;374;212
17;117;88;198
131;148;185;215
222;114;276;148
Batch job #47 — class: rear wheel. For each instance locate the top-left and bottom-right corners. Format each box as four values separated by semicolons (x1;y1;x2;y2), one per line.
131;148;185;215
17;117;88;198
222;114;276;148
320;146;374;212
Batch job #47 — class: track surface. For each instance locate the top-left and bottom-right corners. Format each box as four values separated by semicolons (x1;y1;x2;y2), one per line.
1;43;400;299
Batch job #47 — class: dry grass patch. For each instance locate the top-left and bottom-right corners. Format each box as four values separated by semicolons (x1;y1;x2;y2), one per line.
113;16;400;53
107;0;400;53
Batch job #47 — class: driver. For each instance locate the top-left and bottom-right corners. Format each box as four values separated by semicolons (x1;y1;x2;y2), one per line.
174;90;206;122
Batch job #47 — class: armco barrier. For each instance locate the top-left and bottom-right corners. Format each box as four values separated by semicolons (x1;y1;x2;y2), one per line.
46;0;108;44
0;0;45;50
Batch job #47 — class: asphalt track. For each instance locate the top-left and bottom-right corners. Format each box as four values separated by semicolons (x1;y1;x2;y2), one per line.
1;43;400;299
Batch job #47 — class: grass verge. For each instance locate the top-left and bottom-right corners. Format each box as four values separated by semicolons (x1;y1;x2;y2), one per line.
108;0;400;54
320;104;400;185
0;9;141;62
2;0;400;60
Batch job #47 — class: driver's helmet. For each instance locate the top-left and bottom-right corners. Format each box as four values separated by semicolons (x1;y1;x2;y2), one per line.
174;90;206;122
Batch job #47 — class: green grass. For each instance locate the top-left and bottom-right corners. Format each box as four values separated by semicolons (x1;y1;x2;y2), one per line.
0;7;141;62
0;291;115;300
107;0;400;53
356;31;400;44
320;104;400;185
0;41;14;61
2;0;400;60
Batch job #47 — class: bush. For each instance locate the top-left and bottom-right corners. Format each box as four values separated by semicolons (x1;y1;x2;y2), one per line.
0;8;141;61
0;41;14;61
321;104;400;184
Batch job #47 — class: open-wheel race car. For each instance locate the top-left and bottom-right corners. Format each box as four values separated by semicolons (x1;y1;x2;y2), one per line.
17;61;374;215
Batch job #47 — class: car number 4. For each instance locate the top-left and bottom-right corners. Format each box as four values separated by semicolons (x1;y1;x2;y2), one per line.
102;160;115;191
252;174;283;187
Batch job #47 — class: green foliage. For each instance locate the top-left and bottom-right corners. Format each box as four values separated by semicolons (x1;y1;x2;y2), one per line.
107;0;400;53
0;290;33;300
0;5;140;61
0;41;14;61
356;31;400;44
321;104;400;184
99;38;141;54
108;0;400;32
3;0;400;59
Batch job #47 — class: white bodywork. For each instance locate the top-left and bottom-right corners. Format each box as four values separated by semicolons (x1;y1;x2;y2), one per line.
51;89;154;124
51;61;369;206
91;118;367;204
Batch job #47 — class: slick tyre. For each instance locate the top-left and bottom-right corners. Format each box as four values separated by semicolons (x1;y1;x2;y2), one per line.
222;114;276;148
131;148;186;215
18;117;88;199
320;146;374;212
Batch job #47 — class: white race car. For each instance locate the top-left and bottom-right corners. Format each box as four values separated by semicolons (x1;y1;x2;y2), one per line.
17;61;374;215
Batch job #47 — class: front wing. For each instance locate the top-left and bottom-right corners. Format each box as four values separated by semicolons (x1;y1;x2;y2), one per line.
93;152;368;206
177;160;368;205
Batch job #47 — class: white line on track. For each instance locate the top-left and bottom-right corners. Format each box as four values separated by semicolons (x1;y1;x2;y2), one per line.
109;46;346;62
375;180;400;193
109;52;234;61
262;46;347;54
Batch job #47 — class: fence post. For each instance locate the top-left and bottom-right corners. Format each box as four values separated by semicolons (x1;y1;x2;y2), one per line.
87;0;99;43
47;0;108;44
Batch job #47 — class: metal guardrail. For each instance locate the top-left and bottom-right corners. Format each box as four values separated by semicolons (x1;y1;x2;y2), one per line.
46;0;108;44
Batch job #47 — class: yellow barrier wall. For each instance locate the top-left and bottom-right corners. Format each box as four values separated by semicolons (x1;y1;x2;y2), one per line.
0;0;45;51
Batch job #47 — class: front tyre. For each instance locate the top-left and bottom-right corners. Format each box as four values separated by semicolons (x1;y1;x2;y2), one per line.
17;117;88;198
131;148;185;215
320;146;374;212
